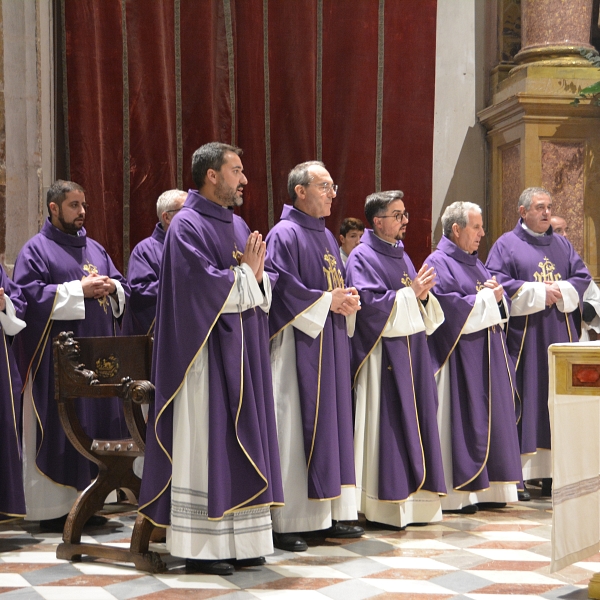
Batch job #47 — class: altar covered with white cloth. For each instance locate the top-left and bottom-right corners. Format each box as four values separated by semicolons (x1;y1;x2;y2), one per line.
549;342;600;594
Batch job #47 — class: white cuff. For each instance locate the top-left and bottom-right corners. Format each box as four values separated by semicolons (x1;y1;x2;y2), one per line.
510;282;546;317
419;293;444;336
109;280;126;318
346;312;356;338
0;296;26;336
463;287;503;334
293;292;332;339
555;281;579;314
382;287;426;337
52;280;85;320
223;264;267;313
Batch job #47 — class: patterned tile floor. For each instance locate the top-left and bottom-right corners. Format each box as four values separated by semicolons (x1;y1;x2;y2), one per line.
1;487;597;599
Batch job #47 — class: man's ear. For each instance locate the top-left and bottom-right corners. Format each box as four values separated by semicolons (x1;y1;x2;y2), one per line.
49;201;59;218
451;223;461;239
339;234;345;245
294;184;306;201
206;168;218;185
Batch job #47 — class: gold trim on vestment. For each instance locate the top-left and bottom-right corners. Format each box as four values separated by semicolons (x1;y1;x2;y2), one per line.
139;271;239;515
146;317;156;337
513;314;528;371
306;330;324;471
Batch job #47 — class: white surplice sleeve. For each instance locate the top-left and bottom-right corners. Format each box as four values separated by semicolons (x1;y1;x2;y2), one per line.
555;281;579;314
463;287;505;335
108;280;126;317
419;292;445;336
222;263;273;314
382;287;426;338
0;295;26;335
510;281;546;317
292;291;332;339
52;280;85;320
584;280;600;333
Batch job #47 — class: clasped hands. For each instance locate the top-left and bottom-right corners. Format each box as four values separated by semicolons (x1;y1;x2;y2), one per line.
331;287;361;316
0;288;5;312
483;275;505;303
81;274;116;299
544;281;562;306
240;231;265;284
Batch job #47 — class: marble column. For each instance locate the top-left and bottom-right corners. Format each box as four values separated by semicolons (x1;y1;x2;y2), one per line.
513;0;596;68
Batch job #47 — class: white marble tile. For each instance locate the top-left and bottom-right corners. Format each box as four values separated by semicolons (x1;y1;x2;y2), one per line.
574;561;600;572
0;551;66;564
34;586;118;600
370;556;458;570
302;545;359;557
248;591;332;600
471;530;547;542
361;577;456;594
154;573;239;589
0;573;31;587
391;538;457;550
266;564;351;579
73;562;146;575
466;595;547;600
465;569;565;584
466;549;550;562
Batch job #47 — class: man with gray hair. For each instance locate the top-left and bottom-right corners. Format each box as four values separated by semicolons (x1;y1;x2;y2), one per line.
346;190;447;528
124;189;187;335
266;160;363;551
486;188;591;499
426;201;523;512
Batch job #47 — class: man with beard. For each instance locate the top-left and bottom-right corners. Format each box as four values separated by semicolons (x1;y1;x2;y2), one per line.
13;180;128;530
426;202;523;512
139;143;283;575
486;188;591;499
266;161;362;552
346;190;447;528
123;189;187;335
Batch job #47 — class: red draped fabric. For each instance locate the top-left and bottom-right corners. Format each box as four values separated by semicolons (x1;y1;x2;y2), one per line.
62;0;437;272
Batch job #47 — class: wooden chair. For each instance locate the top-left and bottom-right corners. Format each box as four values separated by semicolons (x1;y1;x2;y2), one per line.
52;331;166;573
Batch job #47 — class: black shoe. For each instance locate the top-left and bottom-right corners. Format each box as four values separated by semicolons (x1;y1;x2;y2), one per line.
476;502;507;510
540;478;552;497
273;531;308;552
231;556;266;568
321;521;364;538
85;515;108;528
518;484;531;502
39;514;68;532
185;559;234;575
443;504;478;515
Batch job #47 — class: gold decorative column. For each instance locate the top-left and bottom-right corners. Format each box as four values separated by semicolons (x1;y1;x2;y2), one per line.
480;0;600;279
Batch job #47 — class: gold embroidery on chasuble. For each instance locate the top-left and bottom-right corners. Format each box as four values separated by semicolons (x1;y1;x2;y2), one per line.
322;249;344;291
82;261;109;314
476;280;485;292
533;256;562;283
232;243;244;266
401;272;412;288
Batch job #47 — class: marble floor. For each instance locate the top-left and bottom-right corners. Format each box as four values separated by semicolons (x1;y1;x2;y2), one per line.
0;488;597;599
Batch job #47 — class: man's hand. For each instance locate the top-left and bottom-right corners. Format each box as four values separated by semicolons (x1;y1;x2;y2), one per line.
241;231;266;284
545;281;562;306
81;274;114;299
483;275;504;303
330;287;361;316
0;288;5;312
410;264;436;300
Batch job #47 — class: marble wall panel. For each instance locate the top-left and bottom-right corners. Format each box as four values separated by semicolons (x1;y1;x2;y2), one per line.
502;143;521;234
541;140;584;257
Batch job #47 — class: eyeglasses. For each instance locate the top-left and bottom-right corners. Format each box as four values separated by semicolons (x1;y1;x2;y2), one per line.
308;182;338;195
377;211;409;222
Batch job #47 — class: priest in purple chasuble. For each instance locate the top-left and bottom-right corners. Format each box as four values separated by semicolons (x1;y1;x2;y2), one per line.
266;161;363;553
345;191;446;529
123;189;186;336
486;188;590;489
138;143;283;576
0;266;27;523
426;202;523;512
12;181;128;529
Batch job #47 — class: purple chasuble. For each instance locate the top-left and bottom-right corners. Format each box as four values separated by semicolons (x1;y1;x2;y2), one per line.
138;191;283;526
266;205;356;500
345;229;446;499
486;222;591;453
123;223;165;335
0;267;26;522
13;219;129;490
426;236;523;491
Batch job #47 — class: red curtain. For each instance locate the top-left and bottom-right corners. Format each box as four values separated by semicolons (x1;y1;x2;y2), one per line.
63;0;437;272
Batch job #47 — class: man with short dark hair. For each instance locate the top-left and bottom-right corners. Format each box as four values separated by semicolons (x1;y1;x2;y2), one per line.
139;142;283;575
124;189;187;335
346;190;446;528
338;217;364;266
266;160;363;552
14;180;128;530
486;187;591;498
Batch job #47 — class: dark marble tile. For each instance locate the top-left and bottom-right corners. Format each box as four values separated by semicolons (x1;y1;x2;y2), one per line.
20;562;82;585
